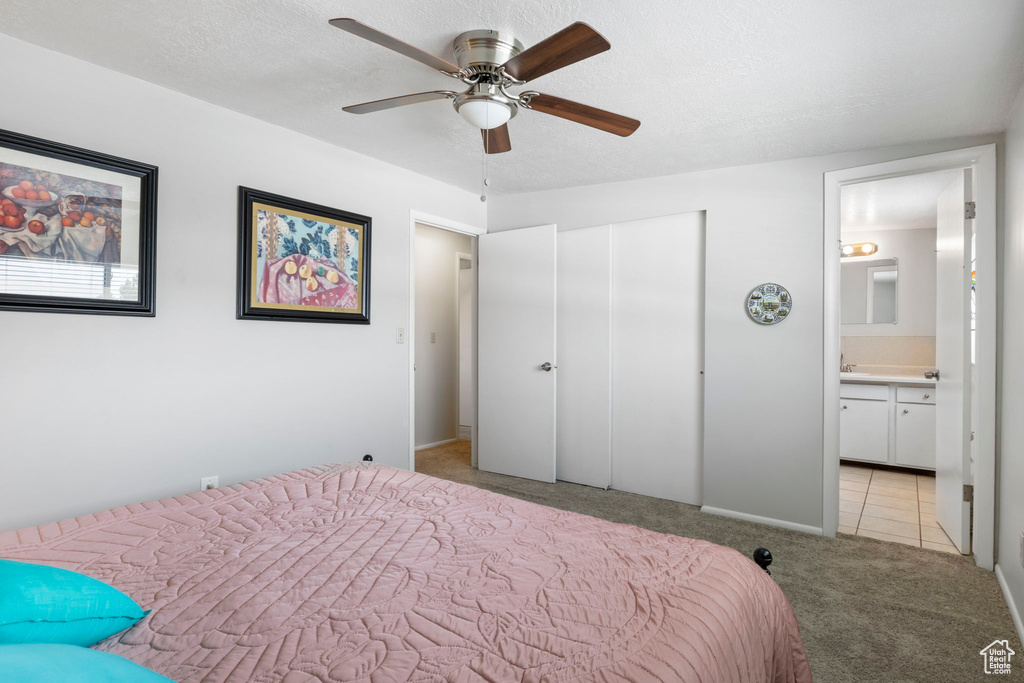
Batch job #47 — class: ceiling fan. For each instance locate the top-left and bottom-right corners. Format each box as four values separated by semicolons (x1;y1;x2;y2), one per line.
328;19;641;154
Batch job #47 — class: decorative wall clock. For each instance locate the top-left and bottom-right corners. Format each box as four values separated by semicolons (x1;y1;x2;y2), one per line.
747;283;792;325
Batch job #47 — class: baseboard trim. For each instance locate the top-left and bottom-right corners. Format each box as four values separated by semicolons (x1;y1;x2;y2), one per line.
414;438;459;451
995;563;1024;646
701;506;824;536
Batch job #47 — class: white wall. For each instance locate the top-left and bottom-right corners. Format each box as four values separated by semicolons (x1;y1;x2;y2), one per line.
998;88;1024;641
414;224;471;447
840;228;937;336
0;35;485;532
489;133;1000;530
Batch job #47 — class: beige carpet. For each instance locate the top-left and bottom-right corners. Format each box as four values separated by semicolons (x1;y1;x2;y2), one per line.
416;440;1020;682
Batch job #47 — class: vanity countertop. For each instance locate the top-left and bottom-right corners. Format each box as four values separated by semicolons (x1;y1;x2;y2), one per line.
839;365;935;385
840;373;935;385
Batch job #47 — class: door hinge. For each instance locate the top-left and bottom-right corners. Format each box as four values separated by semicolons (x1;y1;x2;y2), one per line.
963;484;974;503
964;201;976;219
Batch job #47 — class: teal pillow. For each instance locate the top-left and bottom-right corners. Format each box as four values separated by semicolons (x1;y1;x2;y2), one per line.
0;559;147;646
0;644;173;682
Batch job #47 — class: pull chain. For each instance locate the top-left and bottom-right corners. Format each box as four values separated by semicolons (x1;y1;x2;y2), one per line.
480;105;490;202
481;138;488;202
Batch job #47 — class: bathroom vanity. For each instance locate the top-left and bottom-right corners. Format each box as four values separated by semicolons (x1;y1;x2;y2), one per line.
840;373;937;470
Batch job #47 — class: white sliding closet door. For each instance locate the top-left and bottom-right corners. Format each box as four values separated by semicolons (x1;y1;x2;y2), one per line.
611;213;705;504
556;226;612;488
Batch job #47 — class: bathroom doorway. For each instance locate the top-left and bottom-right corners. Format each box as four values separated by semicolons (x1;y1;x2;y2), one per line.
823;145;997;568
835;170;953;550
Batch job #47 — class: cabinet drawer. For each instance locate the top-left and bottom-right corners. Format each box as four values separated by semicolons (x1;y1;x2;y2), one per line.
840;398;890;464
895;403;936;469
896;386;936;405
840;383;889;401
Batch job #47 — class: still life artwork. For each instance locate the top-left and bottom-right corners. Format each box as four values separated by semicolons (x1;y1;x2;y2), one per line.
238;187;371;324
0;129;157;315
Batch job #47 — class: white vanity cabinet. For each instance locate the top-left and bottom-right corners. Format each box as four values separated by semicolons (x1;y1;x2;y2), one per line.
895;403;936;468
840;398;890;463
840;379;936;470
894;387;936;469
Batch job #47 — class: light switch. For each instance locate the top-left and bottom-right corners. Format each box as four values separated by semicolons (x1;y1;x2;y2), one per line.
431;332;437;343
396;328;405;344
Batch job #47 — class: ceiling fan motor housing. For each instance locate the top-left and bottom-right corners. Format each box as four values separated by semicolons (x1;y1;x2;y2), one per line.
452;29;524;76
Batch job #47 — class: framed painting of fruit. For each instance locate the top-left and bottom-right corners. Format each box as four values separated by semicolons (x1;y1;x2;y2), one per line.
0;128;158;316
237;187;371;324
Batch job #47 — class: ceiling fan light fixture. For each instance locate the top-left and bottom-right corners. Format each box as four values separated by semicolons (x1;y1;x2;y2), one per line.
456;99;513;130
332;19;640;150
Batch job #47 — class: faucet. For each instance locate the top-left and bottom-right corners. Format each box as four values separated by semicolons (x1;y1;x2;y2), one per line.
840;353;855;373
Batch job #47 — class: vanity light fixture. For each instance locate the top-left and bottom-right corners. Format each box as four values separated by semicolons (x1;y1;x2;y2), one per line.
841;242;878;257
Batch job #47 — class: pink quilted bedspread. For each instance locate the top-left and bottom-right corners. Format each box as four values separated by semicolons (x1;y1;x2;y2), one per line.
0;464;811;682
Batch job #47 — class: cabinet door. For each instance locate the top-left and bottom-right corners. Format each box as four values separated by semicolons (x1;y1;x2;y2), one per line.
840;399;889;464
896;403;936;469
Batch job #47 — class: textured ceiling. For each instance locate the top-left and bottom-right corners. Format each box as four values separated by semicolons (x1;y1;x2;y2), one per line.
1;0;1023;195
841;170;960;233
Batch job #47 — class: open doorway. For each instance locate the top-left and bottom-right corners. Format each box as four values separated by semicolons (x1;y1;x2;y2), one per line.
412;222;477;472
836;169;958;551
824;145;997;569
457;253;474;441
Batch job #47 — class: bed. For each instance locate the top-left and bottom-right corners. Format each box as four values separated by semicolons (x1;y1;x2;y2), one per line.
0;463;812;682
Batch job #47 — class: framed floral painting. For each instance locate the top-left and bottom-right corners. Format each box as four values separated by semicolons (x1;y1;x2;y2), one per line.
237;187;371;324
0;128;158;316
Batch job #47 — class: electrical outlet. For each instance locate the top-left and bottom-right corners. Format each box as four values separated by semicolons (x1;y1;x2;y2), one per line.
200;476;219;491
396;327;405;344
430;332;437;343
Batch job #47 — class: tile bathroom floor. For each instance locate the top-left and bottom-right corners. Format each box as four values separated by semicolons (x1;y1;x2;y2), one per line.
839;462;960;554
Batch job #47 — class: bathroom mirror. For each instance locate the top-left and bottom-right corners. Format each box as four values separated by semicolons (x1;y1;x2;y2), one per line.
841;257;898;324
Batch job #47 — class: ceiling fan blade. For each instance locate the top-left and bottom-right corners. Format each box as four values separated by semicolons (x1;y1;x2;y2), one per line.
481;125;512;154
329;18;463;75
343;91;456;114
525;93;640;137
501;22;610;83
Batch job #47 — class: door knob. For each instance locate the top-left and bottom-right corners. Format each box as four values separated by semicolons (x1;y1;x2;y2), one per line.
924;370;940;380
540;362;556;372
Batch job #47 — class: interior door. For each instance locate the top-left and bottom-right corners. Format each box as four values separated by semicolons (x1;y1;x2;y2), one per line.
477;225;557;482
934;170;972;554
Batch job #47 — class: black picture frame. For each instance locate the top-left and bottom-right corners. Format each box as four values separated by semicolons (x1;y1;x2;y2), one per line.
0;128;158;316
237;186;371;324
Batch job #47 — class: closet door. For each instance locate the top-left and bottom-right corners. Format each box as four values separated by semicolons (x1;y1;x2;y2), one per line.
611;213;705;504
556;226;612;488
